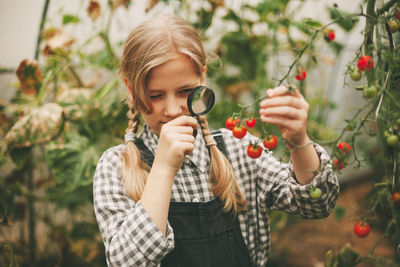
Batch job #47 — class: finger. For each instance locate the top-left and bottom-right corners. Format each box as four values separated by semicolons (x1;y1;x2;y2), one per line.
167;115;198;129
260;106;308;121
175;133;196;143
259;115;305;132
260;95;305;109
266;85;289;97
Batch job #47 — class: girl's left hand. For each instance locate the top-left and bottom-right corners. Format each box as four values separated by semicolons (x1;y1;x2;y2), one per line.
259;85;310;148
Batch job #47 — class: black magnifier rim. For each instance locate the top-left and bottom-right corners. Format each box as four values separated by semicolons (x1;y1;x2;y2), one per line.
187;86;215;116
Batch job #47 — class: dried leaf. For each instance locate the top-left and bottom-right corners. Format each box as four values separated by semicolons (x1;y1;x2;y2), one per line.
16;59;43;95
87;0;101;21
42;29;75;56
209;0;224;7
5;103;63;147
112;0;131;10
145;0;158;12
57;88;93;121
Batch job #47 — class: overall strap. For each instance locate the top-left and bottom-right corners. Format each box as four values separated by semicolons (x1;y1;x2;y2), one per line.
211;130;228;158
133;138;155;167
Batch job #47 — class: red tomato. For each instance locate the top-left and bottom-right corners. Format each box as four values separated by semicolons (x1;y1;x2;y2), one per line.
357;55;374;71
225;117;239;130
295;70;307;81
354;221;370;238
247;144;263;159
324;30;335;42
396;10;400;21
263;134;278;150
392;192;400;205
337;141;352;154
245;118;256;128
232;125;247;139
333;159;345;170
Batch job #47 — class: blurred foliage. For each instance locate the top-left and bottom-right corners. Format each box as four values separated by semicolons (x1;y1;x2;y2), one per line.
0;0;399;266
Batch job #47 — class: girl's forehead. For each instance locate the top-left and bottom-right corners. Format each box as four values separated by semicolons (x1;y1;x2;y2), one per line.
147;53;199;88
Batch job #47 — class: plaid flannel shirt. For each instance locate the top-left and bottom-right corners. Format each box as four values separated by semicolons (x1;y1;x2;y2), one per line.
93;124;339;266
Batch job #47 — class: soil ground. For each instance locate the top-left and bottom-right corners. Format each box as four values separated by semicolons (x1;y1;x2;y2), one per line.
267;178;398;267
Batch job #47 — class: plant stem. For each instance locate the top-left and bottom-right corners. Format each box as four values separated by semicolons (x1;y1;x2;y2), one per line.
364;0;376;83
377;0;399;15
35;0;51;60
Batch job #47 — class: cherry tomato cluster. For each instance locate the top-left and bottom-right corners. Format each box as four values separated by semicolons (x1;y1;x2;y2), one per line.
383;120;400;148
226;117;258;139
225;117;279;159
390;10;400;33
337;141;352;154
332;141;352;171
354;221;370;238
357;55;374;71
295;70;307;81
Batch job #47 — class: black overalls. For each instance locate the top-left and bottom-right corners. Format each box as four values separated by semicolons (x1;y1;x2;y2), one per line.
134;131;253;267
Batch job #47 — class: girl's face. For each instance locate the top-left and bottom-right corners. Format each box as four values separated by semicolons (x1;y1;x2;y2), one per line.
142;52;206;136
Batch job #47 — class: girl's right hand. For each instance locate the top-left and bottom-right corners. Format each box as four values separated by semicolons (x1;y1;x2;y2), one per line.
153;116;198;175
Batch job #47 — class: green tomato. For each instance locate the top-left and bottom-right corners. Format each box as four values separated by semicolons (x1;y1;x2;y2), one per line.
349;68;362;81
387;135;399;146
309;187;322;199
389;20;399;33
363;85;377;99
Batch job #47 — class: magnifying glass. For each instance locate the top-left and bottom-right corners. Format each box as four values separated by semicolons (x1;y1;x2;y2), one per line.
187;86;215;136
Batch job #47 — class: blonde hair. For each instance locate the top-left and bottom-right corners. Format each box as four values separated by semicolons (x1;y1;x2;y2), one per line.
119;15;247;213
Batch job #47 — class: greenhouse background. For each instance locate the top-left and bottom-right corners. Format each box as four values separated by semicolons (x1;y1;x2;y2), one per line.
1;0;399;266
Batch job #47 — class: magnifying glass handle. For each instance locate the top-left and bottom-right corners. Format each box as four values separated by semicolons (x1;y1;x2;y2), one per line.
193;128;197;138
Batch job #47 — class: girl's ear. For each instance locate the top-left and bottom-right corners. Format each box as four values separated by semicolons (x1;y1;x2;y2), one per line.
124;78;132;92
201;65;207;84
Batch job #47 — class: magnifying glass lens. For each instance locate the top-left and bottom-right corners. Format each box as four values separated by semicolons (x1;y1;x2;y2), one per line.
187;86;215;116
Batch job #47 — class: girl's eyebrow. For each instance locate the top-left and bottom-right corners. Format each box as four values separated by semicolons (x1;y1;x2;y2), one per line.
148;82;199;92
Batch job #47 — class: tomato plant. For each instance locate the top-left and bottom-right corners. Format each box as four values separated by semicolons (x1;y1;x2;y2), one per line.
354;221;370;238
232;125;247;139
247;143;263;159
263;135;278;150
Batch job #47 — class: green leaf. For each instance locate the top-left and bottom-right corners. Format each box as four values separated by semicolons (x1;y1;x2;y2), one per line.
328;41;344;55
328;7;358;32
302;18;323;28
8;146;32;168
333;205;346;220
62;14;80;25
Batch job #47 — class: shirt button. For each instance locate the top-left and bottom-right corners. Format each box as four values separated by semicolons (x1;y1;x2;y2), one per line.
192;198;199;202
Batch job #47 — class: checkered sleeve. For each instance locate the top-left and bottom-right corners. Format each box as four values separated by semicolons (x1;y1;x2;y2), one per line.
258;143;339;219
93;146;174;266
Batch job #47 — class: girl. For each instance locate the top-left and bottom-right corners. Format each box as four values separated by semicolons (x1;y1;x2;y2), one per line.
93;15;339;267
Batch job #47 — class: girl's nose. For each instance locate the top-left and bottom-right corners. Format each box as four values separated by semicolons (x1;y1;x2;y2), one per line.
164;96;183;117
